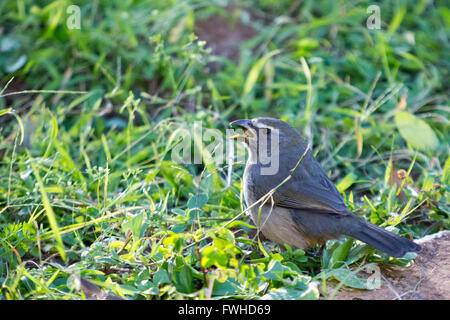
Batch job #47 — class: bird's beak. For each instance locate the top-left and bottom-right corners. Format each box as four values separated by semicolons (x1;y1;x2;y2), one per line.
230;119;251;129
229;119;252;140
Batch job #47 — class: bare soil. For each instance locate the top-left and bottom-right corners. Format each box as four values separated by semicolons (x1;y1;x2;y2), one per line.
330;231;450;300
195;12;256;63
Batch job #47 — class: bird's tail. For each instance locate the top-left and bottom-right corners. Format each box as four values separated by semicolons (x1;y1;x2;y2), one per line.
343;217;421;258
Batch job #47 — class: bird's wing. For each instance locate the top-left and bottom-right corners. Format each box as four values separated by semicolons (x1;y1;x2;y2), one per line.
274;176;350;215
247;150;350;215
265;154;350;215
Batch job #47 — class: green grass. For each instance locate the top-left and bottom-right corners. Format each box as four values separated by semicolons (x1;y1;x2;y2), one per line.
0;0;449;300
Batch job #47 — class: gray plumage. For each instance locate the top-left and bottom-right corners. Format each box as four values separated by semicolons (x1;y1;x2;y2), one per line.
232;117;420;258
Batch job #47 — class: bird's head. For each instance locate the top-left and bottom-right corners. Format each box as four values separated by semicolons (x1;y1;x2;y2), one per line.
230;118;307;170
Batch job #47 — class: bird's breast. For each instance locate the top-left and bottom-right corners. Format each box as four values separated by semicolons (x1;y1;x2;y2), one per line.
248;204;321;249
242;164;326;249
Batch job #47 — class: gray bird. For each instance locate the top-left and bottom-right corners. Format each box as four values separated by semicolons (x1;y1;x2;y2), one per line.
231;117;420;258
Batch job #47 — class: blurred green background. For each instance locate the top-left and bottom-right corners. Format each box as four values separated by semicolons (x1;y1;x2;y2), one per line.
0;0;448;299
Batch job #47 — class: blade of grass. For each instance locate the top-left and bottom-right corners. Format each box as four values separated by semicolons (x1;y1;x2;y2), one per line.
30;154;66;261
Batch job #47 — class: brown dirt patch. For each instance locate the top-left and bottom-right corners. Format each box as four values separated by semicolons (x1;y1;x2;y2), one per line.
330;231;450;300
195;12;256;63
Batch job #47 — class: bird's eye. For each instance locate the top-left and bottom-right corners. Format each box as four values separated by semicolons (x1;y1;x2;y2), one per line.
263;128;271;135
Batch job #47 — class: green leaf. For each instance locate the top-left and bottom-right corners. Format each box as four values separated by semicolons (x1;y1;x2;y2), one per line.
0;108;12;116
422;176;434;192
242;50;281;103
442;155;450;186
122;212;145;239
261;260;287;281
44;185;64;193
261;286;319;300
153;269;170;285
212;278;241;296
215;250;228;268
394;111;439;151
346;244;373;265
174;265;194;293
328;238;353;269
171;208;186;216
201;246;216;268
336;173;357;193
187;193;208;209
321;241;340;269
330;268;381;290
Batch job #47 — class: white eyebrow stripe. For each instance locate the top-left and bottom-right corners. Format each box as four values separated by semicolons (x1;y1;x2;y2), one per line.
253;122;276;131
